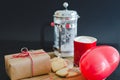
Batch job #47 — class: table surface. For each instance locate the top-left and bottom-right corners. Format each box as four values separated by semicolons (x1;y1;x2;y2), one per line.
1;51;120;80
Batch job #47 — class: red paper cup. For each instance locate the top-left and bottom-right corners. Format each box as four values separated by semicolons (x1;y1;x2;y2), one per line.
74;36;97;66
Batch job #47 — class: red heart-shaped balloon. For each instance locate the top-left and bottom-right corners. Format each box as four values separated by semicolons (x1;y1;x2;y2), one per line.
79;45;120;80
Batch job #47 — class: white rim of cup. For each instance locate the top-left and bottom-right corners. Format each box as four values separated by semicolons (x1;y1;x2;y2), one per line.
74;36;97;43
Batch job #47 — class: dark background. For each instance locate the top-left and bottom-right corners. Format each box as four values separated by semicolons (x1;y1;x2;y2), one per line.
0;0;120;50
0;0;120;80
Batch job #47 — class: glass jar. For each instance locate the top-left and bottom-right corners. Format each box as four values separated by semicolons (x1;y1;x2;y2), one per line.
52;2;80;57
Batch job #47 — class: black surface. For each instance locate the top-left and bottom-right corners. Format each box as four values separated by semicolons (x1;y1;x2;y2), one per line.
0;0;120;44
0;41;120;80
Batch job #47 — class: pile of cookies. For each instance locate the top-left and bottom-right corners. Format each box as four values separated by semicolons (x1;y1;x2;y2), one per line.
51;57;81;77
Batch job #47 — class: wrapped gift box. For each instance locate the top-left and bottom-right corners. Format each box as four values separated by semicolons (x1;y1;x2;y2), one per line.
4;49;51;80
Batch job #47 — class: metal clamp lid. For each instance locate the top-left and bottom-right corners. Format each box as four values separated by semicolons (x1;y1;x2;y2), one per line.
54;2;80;18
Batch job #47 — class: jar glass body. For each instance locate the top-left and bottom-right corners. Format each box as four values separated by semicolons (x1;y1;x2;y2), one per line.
53;17;78;57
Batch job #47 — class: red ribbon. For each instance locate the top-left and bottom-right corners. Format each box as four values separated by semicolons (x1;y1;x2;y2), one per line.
12;47;45;77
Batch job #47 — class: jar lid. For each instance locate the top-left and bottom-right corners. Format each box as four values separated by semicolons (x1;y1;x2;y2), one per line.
54;2;80;18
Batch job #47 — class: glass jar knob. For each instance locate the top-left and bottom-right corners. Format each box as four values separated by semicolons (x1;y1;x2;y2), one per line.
63;2;68;10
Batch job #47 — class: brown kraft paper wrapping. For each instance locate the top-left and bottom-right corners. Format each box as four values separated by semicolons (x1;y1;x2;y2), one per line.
4;49;51;80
